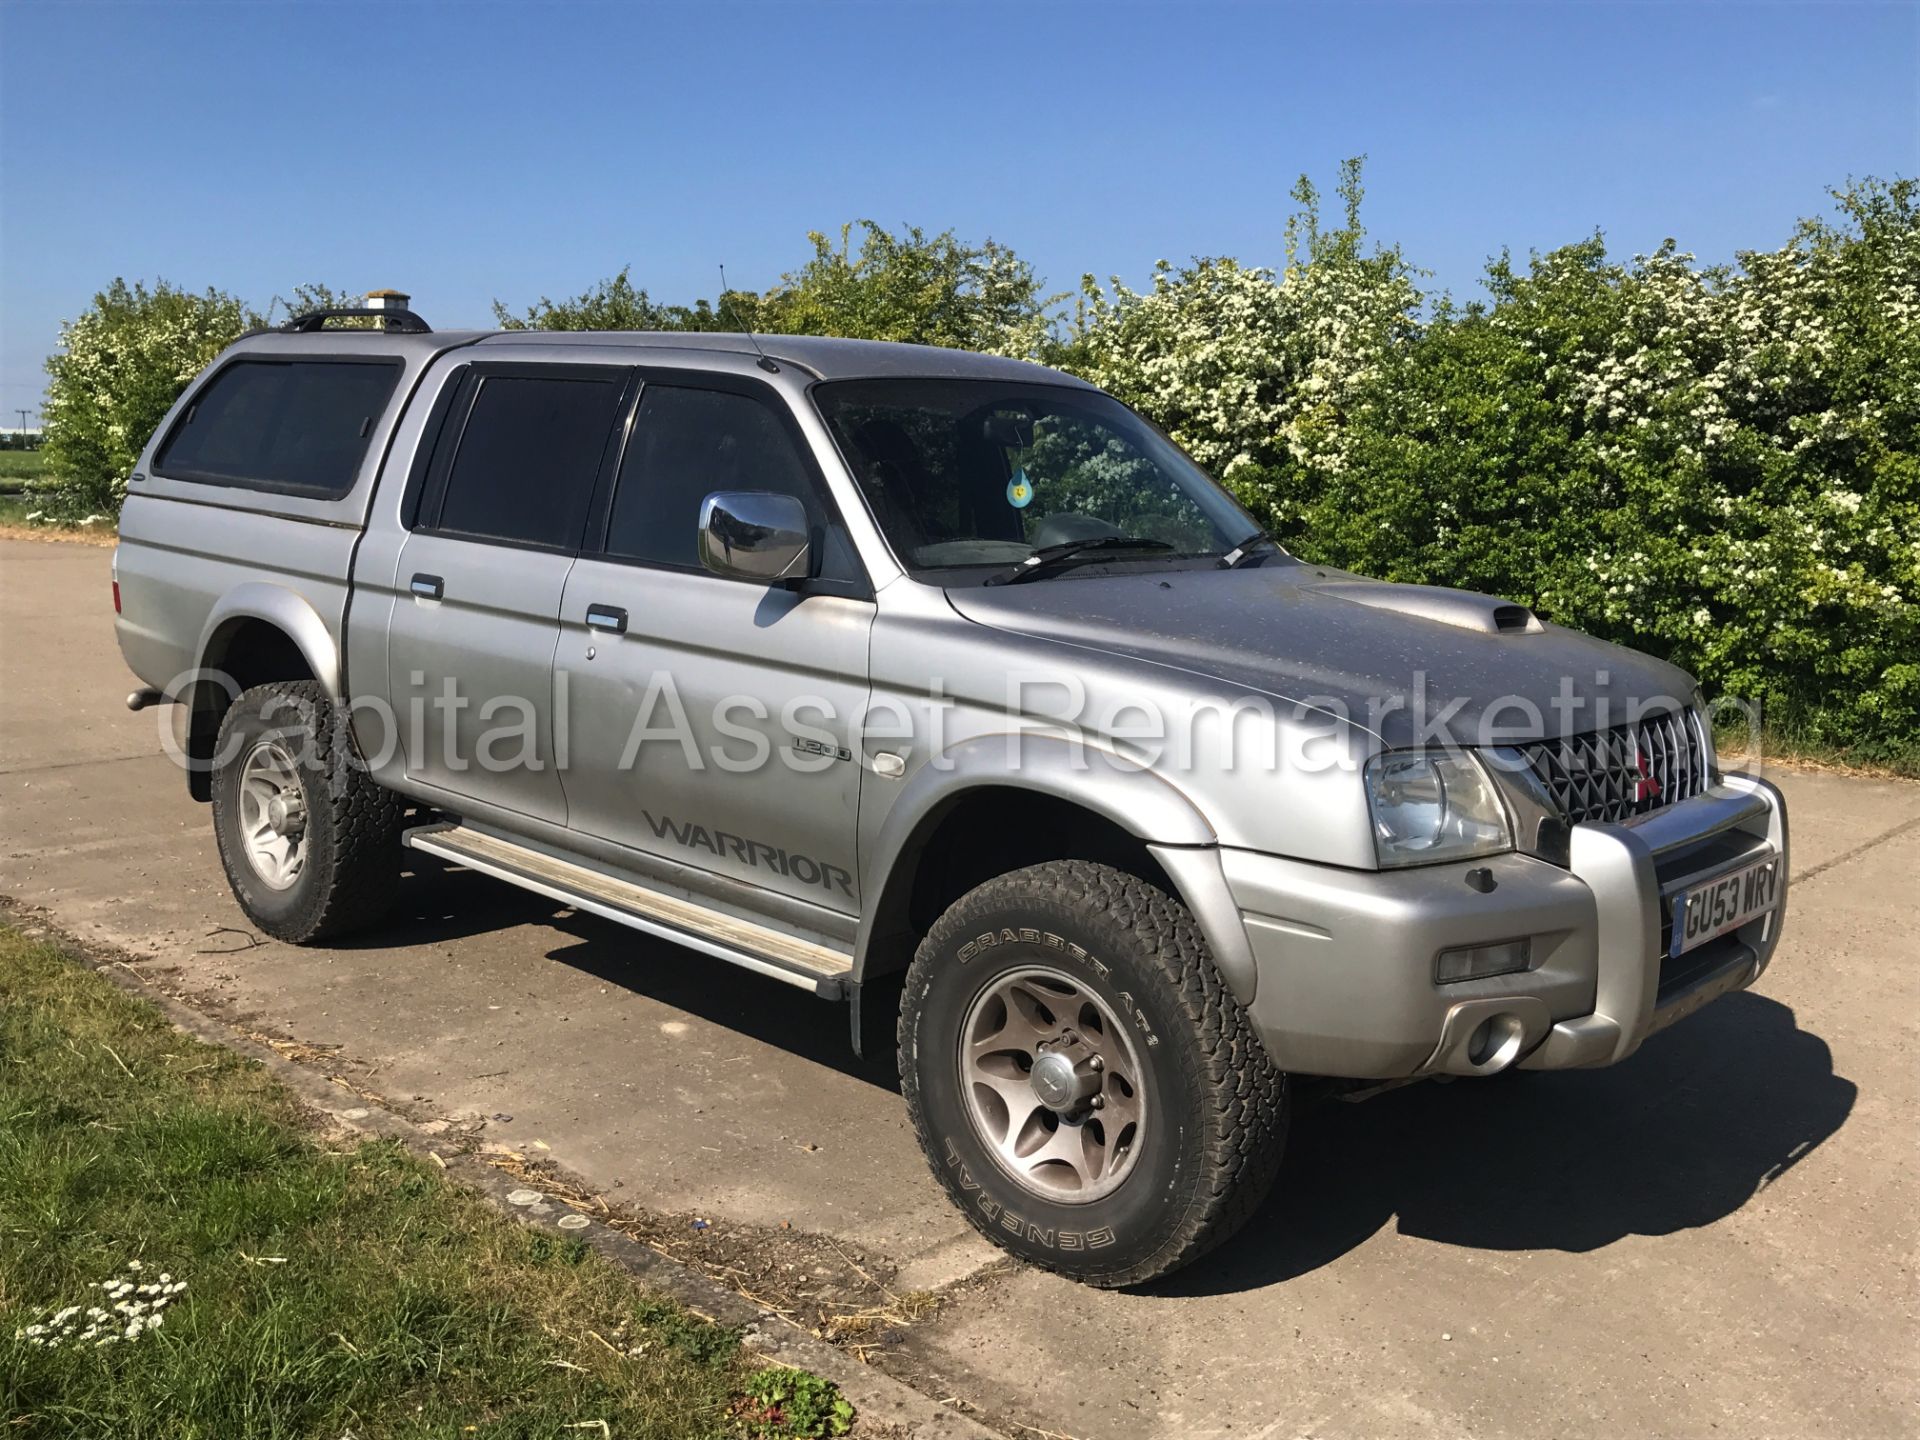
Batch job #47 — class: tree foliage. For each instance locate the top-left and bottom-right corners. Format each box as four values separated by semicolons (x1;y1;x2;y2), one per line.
491;223;1053;358
40;280;261;517
491;266;738;333
755;221;1052;357
1055;159;1421;524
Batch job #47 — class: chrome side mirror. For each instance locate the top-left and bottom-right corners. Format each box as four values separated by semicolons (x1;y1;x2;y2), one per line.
698;491;811;583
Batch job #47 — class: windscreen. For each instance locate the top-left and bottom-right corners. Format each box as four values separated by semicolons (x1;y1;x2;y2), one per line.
813;378;1255;580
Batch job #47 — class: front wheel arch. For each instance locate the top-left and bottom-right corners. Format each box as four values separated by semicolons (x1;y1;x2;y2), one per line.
853;736;1217;986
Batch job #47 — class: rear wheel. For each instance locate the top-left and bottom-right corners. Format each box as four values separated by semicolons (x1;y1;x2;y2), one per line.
899;860;1288;1286
210;681;404;943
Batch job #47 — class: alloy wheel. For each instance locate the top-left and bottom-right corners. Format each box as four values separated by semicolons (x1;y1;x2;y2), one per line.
957;965;1148;1202
236;737;309;890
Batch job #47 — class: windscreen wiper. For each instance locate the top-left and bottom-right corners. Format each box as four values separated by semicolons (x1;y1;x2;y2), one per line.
986;535;1174;586
1219;528;1277;569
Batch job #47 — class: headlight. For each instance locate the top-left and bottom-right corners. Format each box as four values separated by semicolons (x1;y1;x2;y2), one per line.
1365;750;1512;868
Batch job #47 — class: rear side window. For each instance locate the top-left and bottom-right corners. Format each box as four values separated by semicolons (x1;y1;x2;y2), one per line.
156;359;400;497
434;372;626;550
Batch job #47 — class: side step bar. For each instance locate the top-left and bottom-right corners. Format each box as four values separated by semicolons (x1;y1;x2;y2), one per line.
404;823;853;997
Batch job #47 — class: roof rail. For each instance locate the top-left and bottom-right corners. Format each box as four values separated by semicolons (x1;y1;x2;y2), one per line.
280;307;433;335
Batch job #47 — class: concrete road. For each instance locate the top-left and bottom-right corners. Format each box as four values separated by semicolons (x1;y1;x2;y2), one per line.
3;537;1915;1439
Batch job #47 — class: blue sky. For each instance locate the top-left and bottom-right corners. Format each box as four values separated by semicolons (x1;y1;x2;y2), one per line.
1;0;1914;418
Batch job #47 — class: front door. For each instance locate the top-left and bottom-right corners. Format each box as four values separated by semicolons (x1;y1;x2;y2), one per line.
556;374;874;915
388;363;631;825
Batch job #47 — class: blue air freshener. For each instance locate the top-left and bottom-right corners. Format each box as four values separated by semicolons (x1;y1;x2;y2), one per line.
1006;468;1033;509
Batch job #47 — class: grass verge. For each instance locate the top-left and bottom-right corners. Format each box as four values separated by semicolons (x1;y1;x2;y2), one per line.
1715;717;1920;782
0;451;52;485
0;493;114;546
0;927;852;1439
0;456;116;543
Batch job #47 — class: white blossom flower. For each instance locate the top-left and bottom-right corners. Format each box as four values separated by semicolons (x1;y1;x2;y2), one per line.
12;1262;185;1348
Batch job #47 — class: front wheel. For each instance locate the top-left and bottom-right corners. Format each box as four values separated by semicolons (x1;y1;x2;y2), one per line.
898;861;1288;1287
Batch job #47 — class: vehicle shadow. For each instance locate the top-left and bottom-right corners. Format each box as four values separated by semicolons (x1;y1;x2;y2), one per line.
539;918;902;1095
332;850;579;946
350;861;1851;1285
346;852;902;1094
1156;990;1855;1297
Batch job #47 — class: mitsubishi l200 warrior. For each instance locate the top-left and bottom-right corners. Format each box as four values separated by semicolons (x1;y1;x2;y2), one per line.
112;301;1790;1286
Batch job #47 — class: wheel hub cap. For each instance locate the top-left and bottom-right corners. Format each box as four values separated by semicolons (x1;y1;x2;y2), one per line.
958;966;1148;1203
1029;1044;1102;1111
235;738;308;891
266;792;305;838
1028;1051;1082;1110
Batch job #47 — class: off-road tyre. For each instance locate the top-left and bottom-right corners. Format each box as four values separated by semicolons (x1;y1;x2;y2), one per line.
899;860;1288;1287
210;680;405;944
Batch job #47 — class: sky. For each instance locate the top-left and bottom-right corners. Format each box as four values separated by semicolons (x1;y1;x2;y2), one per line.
1;0;1915;420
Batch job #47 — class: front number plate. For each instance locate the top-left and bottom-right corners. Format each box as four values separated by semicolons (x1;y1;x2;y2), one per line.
1671;855;1779;957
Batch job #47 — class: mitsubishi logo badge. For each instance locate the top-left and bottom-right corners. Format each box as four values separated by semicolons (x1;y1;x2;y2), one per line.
1633;748;1662;802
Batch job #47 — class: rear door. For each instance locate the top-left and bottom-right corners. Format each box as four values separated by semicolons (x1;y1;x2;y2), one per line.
556;372;875;914
388;362;632;825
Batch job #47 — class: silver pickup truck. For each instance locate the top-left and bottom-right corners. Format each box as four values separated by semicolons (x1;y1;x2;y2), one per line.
113;299;1790;1286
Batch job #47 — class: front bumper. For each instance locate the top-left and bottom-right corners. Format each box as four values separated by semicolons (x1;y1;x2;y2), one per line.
1211;774;1789;1079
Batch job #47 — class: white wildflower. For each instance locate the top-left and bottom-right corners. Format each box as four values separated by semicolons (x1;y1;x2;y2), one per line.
12;1262;185;1348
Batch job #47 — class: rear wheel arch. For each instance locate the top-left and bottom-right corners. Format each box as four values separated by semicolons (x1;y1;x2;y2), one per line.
185;590;340;800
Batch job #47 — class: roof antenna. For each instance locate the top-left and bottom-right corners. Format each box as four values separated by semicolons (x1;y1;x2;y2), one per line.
719;264;779;373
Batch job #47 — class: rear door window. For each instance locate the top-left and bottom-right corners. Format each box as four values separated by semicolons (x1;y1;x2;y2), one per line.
156;359;401;496
429;370;628;551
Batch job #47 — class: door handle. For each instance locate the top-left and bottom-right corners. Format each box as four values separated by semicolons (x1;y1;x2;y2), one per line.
410;573;444;600
585;604;628;635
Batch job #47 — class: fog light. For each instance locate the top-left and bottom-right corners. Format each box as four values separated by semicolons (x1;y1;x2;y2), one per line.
1435;938;1532;984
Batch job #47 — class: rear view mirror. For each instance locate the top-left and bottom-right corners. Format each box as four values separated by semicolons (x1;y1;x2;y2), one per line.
698;491;811;583
982;408;1036;450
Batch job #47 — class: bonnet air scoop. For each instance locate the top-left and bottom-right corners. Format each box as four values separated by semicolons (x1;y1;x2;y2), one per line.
1311;580;1544;636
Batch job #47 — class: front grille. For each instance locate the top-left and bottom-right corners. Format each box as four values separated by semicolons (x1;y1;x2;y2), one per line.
1514;709;1708;827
